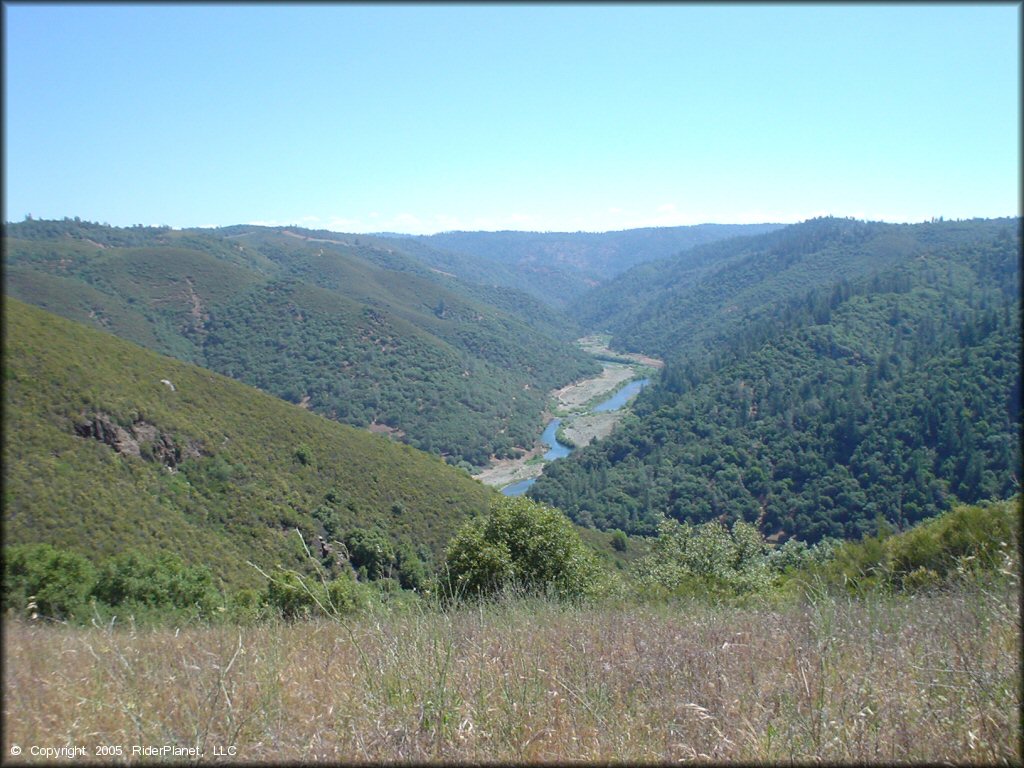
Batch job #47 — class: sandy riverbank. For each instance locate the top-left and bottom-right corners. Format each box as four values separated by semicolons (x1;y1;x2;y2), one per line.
473;453;546;488
474;338;661;490
560;410;621;447
553;362;636;412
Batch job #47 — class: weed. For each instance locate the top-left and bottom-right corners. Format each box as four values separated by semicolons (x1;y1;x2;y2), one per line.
3;573;1018;763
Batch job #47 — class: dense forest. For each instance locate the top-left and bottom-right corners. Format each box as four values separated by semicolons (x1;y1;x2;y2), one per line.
530;218;1021;541
573;217;1017;360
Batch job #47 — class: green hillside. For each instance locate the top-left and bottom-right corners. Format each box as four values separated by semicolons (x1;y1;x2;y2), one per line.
575;217;1020;361
403;224;785;308
202;277;563;464
531;218;1021;540
4;220;599;466
234;227;583;341
2;298;494;590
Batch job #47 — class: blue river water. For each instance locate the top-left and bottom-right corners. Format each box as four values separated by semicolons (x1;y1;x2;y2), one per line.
501;378;649;496
592;378;649;412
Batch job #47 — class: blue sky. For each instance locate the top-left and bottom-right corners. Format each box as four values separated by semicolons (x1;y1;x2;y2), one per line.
3;3;1019;234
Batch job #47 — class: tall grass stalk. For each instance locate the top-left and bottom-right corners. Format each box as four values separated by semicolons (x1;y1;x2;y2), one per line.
4;575;1018;763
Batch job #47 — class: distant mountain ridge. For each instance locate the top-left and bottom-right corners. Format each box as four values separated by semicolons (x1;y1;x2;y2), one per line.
389;223;786;307
575;216;1022;361
8;214;1017;555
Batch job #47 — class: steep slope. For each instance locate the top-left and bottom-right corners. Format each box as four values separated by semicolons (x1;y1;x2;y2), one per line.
217;226;594;383
202;277;567;464
2;299;494;589
575;217;1019;361
4;220;599;466
530;218;1021;541
214;225;582;340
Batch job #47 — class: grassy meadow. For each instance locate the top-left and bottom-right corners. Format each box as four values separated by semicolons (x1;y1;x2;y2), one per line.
4;572;1018;764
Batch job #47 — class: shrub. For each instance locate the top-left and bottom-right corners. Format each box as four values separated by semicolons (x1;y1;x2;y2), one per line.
393;540;429;591
634;519;773;596
226;587;265;624
264;570;367;620
610;529;629;552
444;496;607;601
3;544;96;620
892;499;1017;575
92;551;219;618
815;499;1020;592
344;528;396;580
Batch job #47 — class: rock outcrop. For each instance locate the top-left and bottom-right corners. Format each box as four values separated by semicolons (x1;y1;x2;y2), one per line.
74;412;204;470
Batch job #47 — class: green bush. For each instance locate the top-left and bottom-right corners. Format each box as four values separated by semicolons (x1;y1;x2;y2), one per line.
610;529;629;552
892;499;1017;575
92;551;219;618
634;519;774;597
393;540;429;591
443;496;608;601
816;499;1019;592
326;574;369;614
344;528;396;580
3;544;96;620
264;570;367;620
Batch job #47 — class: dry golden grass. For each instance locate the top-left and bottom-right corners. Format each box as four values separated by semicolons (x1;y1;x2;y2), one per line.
4;578;1019;764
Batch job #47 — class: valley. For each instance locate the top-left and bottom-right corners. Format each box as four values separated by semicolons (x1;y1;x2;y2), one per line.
4;215;1018;550
3;216;1019;766
4;7;1019;763
474;336;662;492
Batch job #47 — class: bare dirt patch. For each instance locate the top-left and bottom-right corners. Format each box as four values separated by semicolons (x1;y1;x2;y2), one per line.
577;334;665;369
368;421;406;439
473;454;545;488
554;363;636;412
560;411;620;447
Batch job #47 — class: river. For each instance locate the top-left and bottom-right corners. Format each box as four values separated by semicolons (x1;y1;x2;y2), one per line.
501;378;649;496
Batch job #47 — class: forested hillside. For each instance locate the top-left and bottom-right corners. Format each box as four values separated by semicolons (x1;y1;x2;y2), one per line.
399;224;784;307
575;217;1018;360
2;298;494;589
531;218;1021;541
3;219;599;466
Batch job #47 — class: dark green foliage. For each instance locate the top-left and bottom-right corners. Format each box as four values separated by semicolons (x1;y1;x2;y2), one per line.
263;569;367;620
92;551;219;618
201;276;586;465
344;528;396;580
393;540;429;591
444;497;609;601
6;216;174;247
576;216;1018;360
531;218;1021;541
3;544;96;620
